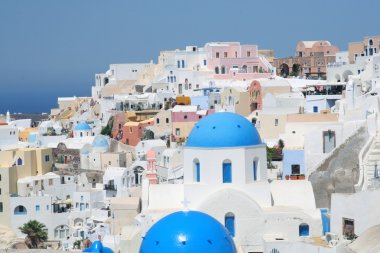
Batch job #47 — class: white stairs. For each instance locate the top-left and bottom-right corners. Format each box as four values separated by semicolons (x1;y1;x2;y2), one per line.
363;135;380;189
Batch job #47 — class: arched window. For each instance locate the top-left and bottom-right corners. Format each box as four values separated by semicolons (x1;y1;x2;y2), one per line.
215;67;219;74
224;212;235;237
299;223;310;236
80;132;83;137
170;76;174;83
156;118;160;124
242;65;247;73
223;160;232;183
253;159;258;181
221;66;226;74
270;249;280;253
166;118;169;124
14;205;27;215
17;158;23;166
181;60;185;68
193;159;200;182
55;225;70;239
369;39;373;46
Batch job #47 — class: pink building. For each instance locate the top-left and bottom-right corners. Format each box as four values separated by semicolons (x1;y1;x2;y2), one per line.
205;42;272;80
122;118;154;146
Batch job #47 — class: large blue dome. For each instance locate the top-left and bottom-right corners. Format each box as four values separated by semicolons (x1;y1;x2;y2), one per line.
75;122;92;131
186;112;261;148
139;211;237;253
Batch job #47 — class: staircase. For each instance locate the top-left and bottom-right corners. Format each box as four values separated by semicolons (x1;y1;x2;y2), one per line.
362;134;380;190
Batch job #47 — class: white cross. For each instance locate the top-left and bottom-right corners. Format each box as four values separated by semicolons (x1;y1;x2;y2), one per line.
181;197;191;211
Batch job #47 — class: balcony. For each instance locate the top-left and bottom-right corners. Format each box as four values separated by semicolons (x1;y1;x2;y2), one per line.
104;184;117;191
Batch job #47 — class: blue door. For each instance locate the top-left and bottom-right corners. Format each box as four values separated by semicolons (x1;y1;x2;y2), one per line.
253;161;257;181
223;162;232;183
299;224;309;236
196;162;200;182
313;106;318;113
225;214;235;237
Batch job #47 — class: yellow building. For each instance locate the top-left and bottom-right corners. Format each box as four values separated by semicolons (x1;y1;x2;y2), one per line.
0;148;54;228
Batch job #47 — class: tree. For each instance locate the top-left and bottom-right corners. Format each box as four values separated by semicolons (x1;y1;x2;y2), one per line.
19;220;48;249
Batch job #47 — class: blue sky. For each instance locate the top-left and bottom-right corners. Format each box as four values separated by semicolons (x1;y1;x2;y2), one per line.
0;0;378;113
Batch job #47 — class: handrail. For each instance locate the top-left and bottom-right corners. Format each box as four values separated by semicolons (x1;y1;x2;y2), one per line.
355;135;375;191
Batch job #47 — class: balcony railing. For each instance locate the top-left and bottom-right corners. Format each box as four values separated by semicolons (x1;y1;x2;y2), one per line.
104;184;117;191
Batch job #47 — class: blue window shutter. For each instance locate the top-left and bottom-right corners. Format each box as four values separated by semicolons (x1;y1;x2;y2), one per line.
225;215;235;237
196;163;200;182
223;163;232;183
299;224;309;236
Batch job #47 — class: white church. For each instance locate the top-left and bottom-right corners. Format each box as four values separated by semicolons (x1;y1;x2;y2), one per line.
124;112;323;253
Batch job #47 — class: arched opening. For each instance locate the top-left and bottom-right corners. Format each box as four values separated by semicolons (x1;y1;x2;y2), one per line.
215;67;220;74
224;212;235;237
14;205;27;215
221;66;226;74
335;74;341;82
342;70;353;82
242;65;247;73
280;63;290;77
17;158;23;166
251;117;257;125
193;159;200;182
55;225;70;239
104;78;109;85
369;39;373;46
292;64;301;76
222;159;232;183
74;218;84;228
299;223;310;236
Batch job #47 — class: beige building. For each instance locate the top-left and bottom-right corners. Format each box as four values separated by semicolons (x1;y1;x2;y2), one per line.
348;36;380;63
219;87;251;116
151;110;172;138
0;148;53;228
101;152;128;169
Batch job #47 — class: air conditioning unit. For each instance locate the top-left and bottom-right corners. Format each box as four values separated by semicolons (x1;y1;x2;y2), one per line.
326;232;339;243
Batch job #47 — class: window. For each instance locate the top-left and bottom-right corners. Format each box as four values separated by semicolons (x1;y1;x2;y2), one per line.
49;179;53;186
17;158;23;166
224;52;228;58
184;115;188;119
0;188;1;195
129;127;133;133
291;164;301;175
270;249;280;253
175;128;180;136
45;155;50;162
299;223;310;236
275;119;278;126
199;115;202;119
177;60;180;68
109;161;111;165
0;202;3;212
46;205;49;211
223;160;232;183
221;66;226;74
369;39;373;46
181;60;185;68
253;160;258;181
203;59;207;66
35;205;40;212
166;118;169;124
215;67;219;74
156;118;160;124
247;51;251;57
194;159;200;182
14;205;27;215
323;130;336;153
216;52;220;58
313;106;318;113
343;218;355;239
225;213;235;237
86;203;89;209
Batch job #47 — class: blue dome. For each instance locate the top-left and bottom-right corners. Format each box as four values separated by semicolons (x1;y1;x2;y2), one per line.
75;122;92;131
139;211;237;253
83;240;114;253
92;136;109;148
186;112;261;148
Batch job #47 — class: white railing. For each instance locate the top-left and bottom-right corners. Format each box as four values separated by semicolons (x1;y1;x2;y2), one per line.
355;135;375;191
259;56;274;73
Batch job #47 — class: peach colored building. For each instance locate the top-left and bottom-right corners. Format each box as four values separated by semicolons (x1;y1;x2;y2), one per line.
248;79;291;112
122;118;154;146
205;42;273;80
348;36;380;63
274;40;339;78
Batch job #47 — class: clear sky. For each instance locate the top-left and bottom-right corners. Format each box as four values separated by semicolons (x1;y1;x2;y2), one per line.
0;0;378;113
